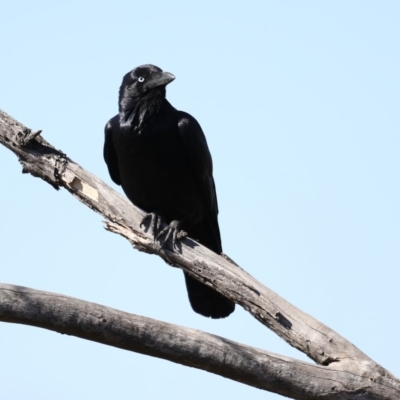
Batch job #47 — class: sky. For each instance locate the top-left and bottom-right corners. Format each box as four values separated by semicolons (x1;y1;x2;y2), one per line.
1;1;399;399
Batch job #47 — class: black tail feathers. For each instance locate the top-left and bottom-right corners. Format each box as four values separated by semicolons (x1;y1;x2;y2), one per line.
184;273;235;319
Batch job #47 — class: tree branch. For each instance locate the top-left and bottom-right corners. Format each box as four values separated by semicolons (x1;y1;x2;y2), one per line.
1;109;399;399
0;283;397;400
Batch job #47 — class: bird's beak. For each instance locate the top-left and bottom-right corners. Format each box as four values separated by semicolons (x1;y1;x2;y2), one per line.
148;72;175;89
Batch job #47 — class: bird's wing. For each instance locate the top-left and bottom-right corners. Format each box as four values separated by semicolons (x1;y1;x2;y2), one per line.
177;111;224;256
177;112;219;216
103;116;121;185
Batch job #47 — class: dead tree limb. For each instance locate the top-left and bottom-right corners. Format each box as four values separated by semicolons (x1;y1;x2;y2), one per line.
1;109;399;399
0;283;397;400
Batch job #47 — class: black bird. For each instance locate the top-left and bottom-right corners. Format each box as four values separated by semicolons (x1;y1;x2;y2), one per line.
104;64;235;318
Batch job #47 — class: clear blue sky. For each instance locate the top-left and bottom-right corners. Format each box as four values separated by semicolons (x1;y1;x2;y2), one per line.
1;1;399;399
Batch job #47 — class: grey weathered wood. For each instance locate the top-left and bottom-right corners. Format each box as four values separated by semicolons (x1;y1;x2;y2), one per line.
1;283;399;400
1;108;399;399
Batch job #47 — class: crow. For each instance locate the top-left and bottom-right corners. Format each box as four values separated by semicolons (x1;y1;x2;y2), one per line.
104;64;234;318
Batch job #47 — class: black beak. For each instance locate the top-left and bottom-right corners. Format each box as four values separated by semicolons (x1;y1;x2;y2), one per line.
147;71;175;89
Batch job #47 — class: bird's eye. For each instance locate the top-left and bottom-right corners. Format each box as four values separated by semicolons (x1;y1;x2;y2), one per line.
138;77;145;83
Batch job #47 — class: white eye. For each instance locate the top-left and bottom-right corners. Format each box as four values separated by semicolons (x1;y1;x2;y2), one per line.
138;76;145;83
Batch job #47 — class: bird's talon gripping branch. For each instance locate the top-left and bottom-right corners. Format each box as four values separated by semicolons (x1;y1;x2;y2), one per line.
156;220;183;250
177;230;187;240
140;212;162;240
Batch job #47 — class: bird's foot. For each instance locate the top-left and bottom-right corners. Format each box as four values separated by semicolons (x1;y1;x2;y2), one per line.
140;212;163;240
156;220;187;251
140;213;187;252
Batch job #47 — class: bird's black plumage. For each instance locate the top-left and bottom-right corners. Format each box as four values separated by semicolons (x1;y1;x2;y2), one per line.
104;64;234;318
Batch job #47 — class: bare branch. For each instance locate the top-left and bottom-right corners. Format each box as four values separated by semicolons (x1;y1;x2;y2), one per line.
1;108;399;399
0;283;398;400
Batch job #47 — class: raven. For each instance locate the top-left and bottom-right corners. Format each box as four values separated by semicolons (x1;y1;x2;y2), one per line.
104;64;234;318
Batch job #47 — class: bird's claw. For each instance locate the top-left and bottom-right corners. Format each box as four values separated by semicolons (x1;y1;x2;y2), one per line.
140;214;186;252
140;212;162;240
156;220;187;251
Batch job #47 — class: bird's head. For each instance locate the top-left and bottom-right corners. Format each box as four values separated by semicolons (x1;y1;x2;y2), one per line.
119;64;175;111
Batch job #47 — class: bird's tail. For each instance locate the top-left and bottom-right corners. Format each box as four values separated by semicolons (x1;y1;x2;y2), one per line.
184;273;235;319
183;212;235;319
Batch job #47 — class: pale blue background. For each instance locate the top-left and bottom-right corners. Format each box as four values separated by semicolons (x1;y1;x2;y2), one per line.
1;1;399;399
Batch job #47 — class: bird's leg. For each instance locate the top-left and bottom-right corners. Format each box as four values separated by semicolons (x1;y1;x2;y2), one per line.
156;220;187;251
140;212;187;251
140;212;163;240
